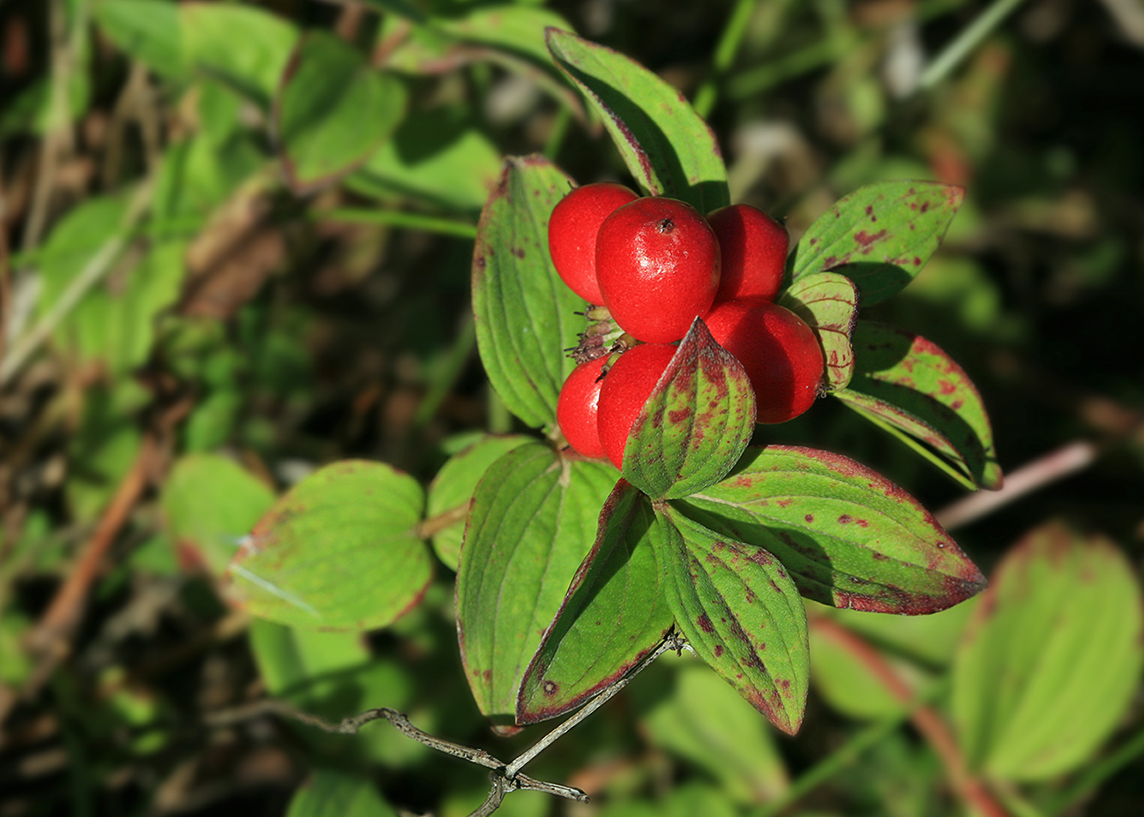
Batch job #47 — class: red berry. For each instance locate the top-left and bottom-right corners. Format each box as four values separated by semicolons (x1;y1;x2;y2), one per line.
704;298;824;424
596;343;677;469
556;357;608;459
548;182;639;304
596;197;721;343
707;204;788;304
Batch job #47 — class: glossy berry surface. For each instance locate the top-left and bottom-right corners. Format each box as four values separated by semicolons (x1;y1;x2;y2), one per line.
596;197;721;343
556;357;608;459
596;343;677;470
548;182;639;304
704;298;824;424
707;203;788;304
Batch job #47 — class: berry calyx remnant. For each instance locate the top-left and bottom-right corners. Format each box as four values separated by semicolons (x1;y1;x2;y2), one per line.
596;343;678;469
707;203;789;304
596;197;721;344
548;182;639;304
556;356;609;459
704;298;825;424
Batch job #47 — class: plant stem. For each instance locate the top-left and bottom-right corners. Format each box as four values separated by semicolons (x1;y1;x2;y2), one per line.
504;631;685;778
694;0;760;118
314;207;478;239
918;0;1028;90
1043;727;1144;816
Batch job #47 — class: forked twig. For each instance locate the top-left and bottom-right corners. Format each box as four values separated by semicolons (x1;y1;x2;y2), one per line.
287;629;688;817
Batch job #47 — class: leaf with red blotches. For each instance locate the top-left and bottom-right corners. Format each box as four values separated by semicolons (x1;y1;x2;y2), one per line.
655;505;809;735
780;271;858;391
624;319;756;500
789;180;964;306
835;320;1002;490
674;445;987;615
517;481;673;724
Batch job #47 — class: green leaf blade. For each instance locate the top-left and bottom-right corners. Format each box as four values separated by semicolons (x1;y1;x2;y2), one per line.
181;3;299;105
836;320;1002;490
274;32;407;192
625;319;756;500
952;522;1144;781
790;180;963;305
779;271;858;392
657;507;810;734
456;443;616;724
545;29;729;213
425;434;533;571
227;460;430;630
471;155;586;430
677;445;986;614
517;481;674;724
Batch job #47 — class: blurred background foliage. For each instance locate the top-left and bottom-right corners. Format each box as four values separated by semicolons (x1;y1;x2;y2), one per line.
1;0;1143;815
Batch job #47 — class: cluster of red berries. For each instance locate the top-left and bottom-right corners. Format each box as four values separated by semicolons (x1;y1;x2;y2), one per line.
550;182;825;469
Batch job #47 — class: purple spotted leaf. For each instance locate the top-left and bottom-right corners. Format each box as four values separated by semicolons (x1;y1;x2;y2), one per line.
779;271;859;391
545;29;729;213
517;481;674;724
835;321;1002;490
655;504;810;735
623;318;756;501
455;442;616;728
673;445;986;614
471;155;586;430
789;181;964;306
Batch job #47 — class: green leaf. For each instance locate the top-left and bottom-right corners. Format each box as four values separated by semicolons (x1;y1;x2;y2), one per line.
249;619;370;698
286;768;396;817
228;460;430;630
349;110;502;213
162;454;277;575
455;442;615;724
517;481;674;723
779;271;858;391
471;155;585;430
94;0;185;80
545;29;729;213
656;506;810;734
181;3;299;105
425;434;533;570
676;445;986;614
790;180;964;305
624;319;755;500
641;658;789;803
274;32;407;192
835;320;1002;490
952;521;1144;781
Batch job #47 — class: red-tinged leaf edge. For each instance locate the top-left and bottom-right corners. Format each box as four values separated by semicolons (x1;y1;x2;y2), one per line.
677;445;988;615
779;271;859;392
624;318;756;500
517;480;674;723
836;321;1002;491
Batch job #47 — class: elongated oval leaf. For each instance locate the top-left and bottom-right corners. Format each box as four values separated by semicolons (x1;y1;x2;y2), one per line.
425;434;533;571
456;443;616;724
517;481;674;723
789;181;963;305
182;3;299;104
779;272;858;391
676;445;986;613
94;0;185;80
835;320;1002;490
656;506;809;734
274;32;407;192
472;155;585;430
227;460;429;630
625;319;756;500
952;522;1144;781
545;29;729;213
